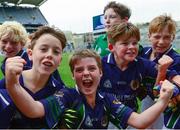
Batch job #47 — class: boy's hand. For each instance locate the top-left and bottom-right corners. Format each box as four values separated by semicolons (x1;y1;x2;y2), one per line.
158;55;173;71
5;56;26;88
159;80;174;102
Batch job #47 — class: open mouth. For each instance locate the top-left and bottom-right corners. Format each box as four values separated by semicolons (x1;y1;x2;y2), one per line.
42;61;53;67
4;50;14;55
82;79;93;87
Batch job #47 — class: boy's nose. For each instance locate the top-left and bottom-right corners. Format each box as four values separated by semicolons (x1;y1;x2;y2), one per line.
46;50;53;59
83;69;90;75
5;42;12;47
158;38;164;44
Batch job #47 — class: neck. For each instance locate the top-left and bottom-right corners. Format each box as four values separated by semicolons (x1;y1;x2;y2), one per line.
22;70;50;93
150;52;157;61
114;55;129;71
85;93;96;109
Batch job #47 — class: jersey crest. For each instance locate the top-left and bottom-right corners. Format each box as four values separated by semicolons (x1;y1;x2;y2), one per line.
101;115;108;127
103;79;112;88
85;115;93;127
130;80;140;90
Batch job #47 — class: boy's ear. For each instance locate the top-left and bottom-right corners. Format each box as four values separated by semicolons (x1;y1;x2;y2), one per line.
148;33;152;42
171;34;175;41
108;44;114;52
72;75;75;80
27;49;33;60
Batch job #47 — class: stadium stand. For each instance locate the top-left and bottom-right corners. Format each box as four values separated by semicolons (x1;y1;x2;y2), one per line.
0;0;48;33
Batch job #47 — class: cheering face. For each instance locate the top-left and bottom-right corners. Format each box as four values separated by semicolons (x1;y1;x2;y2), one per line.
0;35;23;58
148;25;174;54
73;57;102;97
104;8;123;32
29;34;62;76
112;37;139;63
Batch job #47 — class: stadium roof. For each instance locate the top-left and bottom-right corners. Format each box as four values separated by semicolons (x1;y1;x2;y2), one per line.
0;0;47;7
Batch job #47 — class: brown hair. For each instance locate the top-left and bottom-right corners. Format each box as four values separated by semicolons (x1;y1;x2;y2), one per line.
29;26;67;49
69;49;102;73
107;22;140;44
149;14;176;36
103;1;131;19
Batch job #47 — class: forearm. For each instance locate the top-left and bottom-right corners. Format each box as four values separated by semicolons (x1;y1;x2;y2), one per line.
171;75;180;87
7;83;44;118
128;98;168;128
155;71;166;85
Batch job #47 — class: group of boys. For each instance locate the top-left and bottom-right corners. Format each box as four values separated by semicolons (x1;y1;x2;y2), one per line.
0;1;179;129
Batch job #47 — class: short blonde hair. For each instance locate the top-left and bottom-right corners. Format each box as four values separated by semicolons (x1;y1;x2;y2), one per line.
0;21;28;46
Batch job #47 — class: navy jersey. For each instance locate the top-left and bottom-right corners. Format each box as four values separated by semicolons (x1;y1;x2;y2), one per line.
99;53;177;111
41;87;133;129
141;46;180;74
0;89;16;128
141;46;180;129
140;46;180;95
0;74;65;129
1;49;32;75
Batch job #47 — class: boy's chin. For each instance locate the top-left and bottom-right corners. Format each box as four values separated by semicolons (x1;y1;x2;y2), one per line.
126;57;136;62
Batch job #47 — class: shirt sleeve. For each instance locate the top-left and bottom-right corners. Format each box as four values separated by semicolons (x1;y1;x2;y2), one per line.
105;93;134;129
0;78;6;89
40;90;68;128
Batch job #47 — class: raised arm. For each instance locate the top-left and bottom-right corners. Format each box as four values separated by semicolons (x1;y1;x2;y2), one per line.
127;79;174;129
5;56;44;118
155;55;173;85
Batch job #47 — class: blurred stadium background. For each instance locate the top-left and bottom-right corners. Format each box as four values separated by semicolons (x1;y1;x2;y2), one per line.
0;0;48;33
0;0;180;51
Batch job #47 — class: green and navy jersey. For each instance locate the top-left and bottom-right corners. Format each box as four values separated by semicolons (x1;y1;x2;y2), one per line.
99;53;177;111
93;34;110;57
164;107;180;129
41;86;133;129
0;75;64;129
141;46;180;129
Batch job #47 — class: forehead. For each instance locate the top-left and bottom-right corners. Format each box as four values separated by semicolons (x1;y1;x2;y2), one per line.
150;26;172;36
35;34;62;48
116;36;138;43
74;57;98;67
104;8;116;15
1;32;13;39
150;24;172;34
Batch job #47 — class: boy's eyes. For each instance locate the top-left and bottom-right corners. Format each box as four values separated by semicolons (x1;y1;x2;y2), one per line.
39;47;62;55
120;42;128;46
104;15;118;19
40;47;47;52
88;66;97;71
54;49;62;55
75;68;83;73
153;35;172;41
75;66;97;73
1;40;17;45
118;42;138;46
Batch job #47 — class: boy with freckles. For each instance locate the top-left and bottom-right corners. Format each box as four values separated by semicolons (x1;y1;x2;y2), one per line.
140;14;180;129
